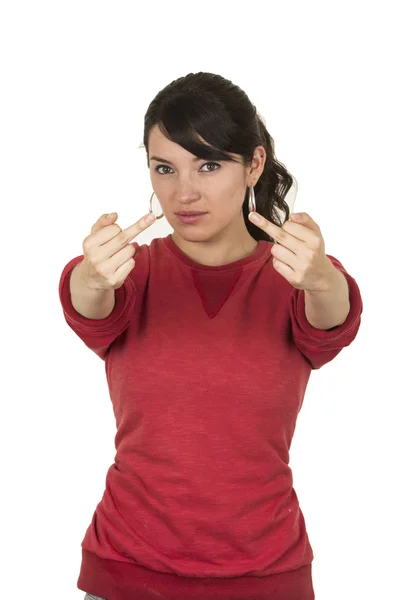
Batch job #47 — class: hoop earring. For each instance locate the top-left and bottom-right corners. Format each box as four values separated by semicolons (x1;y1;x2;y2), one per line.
248;185;256;214
149;191;164;219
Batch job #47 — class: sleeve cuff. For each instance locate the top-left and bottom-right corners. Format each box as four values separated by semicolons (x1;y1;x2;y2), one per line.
58;256;133;334
290;266;363;345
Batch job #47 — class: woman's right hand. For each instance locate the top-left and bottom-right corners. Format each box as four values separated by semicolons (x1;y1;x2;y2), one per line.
79;212;157;290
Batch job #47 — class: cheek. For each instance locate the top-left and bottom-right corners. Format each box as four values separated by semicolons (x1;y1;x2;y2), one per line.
149;186;168;211
152;180;173;199
150;179;169;198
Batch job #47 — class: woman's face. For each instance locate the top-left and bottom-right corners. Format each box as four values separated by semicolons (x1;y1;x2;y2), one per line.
147;125;265;242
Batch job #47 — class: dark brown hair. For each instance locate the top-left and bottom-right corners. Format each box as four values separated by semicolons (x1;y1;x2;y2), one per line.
143;72;297;242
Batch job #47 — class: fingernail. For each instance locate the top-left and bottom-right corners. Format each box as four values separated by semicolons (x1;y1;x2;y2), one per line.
145;213;156;224
249;212;261;224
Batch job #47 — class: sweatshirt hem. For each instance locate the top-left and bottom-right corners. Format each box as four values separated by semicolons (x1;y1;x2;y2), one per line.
77;549;315;600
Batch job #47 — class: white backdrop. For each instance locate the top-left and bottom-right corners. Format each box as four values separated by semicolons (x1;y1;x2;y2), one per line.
1;1;395;599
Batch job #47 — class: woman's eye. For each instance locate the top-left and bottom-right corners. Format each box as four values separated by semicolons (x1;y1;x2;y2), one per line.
201;162;220;172
155;165;172;175
155;162;220;175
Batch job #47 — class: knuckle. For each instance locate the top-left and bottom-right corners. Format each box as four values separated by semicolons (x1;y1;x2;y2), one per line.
119;230;129;245
295;273;304;286
82;236;91;251
89;253;100;266
278;230;287;244
312;236;321;250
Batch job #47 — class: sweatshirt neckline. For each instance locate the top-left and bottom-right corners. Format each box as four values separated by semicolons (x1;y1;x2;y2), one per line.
163;233;269;271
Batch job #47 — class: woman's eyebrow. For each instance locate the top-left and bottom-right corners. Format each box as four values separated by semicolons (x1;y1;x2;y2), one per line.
149;156;202;165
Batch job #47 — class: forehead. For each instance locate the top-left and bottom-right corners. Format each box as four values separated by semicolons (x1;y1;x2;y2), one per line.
148;126;210;164
149;125;205;151
148;125;242;164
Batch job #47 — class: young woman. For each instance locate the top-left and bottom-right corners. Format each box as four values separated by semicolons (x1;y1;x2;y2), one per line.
60;72;363;600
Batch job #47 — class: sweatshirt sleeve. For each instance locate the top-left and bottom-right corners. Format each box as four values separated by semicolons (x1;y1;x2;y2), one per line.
289;254;363;370
58;244;141;361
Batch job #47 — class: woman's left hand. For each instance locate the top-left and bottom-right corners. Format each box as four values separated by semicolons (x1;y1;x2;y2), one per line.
249;211;339;292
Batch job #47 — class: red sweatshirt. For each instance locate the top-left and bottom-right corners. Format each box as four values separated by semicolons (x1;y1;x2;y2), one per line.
59;233;363;600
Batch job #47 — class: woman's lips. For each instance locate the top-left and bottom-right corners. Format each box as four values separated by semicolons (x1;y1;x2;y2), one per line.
176;213;207;224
